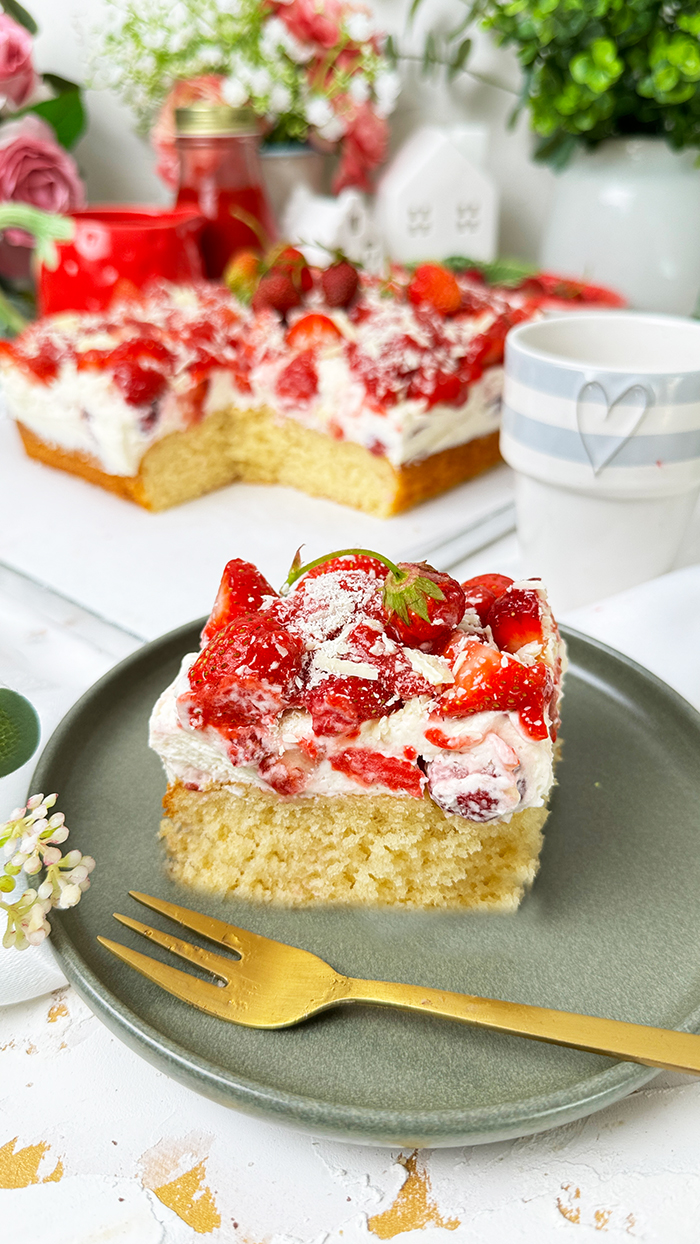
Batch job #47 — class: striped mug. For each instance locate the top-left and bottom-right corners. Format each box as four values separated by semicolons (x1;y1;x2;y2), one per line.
501;312;700;610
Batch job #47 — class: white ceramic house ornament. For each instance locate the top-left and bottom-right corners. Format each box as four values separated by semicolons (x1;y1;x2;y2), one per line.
282;185;385;271
375;125;499;263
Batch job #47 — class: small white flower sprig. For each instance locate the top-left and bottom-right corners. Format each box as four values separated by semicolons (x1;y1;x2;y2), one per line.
0;794;94;950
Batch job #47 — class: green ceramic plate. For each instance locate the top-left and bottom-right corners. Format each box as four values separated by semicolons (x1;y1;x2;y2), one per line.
34;623;700;1148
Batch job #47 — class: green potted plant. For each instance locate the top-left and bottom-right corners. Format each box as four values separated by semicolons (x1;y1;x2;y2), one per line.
475;0;700;312
409;0;700;312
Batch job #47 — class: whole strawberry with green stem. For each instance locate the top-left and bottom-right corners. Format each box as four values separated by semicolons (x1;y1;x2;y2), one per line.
283;547;465;653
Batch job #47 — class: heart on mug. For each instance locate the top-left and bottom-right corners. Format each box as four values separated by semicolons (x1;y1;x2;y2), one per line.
575;381;653;475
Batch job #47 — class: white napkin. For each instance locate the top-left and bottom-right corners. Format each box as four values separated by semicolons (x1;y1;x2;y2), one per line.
2;561;698;1006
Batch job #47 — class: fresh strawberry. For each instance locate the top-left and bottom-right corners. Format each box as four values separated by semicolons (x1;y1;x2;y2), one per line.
275;348;318;402
268;245;313;293
224;249;261;303
406;368;466;408
285;313;342;351
460;573;514;625
303;676;397;736
251;270;301;315
463;573;513;599
321;259;359;308
303;553;387;582
407;264;461;316
201;559;276;645
519;272;625;307
487;587;543;654
382;562;466;653
460;584;496;626
330;748;424;797
187;613;303;729
439;635;552;739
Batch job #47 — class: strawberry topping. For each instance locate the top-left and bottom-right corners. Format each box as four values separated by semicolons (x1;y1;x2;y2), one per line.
330;749;425;797
286;313;342;351
201;559;276;645
276;349;319;403
487;587;543;654
382;562;466;653
187;613;304;729
321;259;359;308
173;547;563;802
408;264;462;316
438;635;552;740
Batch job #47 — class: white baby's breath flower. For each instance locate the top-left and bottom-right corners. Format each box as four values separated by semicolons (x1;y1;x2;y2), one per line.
305;95;334;127
373;69;401;118
269;82;292;113
317;114;346;142
349;75;370;104
223;75;249;107
346;12;373;43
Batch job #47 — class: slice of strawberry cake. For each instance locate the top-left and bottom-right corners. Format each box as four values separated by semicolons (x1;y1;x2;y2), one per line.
150;549;566;910
0;255;622;516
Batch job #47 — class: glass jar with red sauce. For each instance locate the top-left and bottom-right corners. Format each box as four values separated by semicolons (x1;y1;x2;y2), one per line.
174;103;277;279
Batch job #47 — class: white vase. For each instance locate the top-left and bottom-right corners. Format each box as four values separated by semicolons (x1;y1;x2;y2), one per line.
260;143;327;224
540;138;700;315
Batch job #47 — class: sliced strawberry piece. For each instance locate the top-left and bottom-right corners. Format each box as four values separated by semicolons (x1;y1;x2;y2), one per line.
407;264;461;315
460;584;496;626
406;368;466;408
330;749;424;797
201;559;276;645
187;613;303;729
303;676;397;736
258;748;315;796
276;348;318;403
286;313;342;352
438;636;552;739
487;587;543;654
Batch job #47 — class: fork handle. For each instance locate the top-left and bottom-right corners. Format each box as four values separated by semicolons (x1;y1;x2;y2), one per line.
342;977;700;1074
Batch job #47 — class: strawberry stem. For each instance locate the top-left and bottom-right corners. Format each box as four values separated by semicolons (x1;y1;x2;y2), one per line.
282;548;402;593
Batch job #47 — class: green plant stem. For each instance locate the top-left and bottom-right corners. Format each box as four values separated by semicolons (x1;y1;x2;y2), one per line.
396;50;518;95
283;547;401;592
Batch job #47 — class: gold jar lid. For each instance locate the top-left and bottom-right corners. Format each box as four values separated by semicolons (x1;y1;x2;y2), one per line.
175;103;259;137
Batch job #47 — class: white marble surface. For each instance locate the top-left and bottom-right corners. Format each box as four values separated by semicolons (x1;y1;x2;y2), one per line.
0;418;514;641
2;477;700;1241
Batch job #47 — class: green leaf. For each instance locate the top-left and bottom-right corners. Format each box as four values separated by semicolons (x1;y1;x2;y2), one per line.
442;255;539;286
1;0;38;35
408;0;424;27
25;89;86;150
42;72;82;96
0;689;40;778
448;37;473;81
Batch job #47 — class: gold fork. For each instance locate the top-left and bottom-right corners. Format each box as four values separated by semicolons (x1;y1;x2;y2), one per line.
98;891;700;1075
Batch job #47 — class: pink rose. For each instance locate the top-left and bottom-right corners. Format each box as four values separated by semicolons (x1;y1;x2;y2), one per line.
0;14;38;109
151;75;227;189
333;103;388;193
280;0;343;50
0;114;85;247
